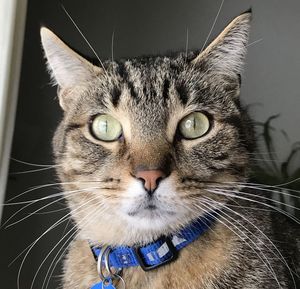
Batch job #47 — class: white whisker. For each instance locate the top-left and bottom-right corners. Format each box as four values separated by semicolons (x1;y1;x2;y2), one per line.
224;180;300;195
111;30;115;62
10;165;58;175
15;195;104;289
10;158;58;167
2;186;102;228
205;188;300;224
34;206;68;215
43;202;111;289
210;187;300;211
200;0;225;53
203;197;297;288
32;200;106;289
246;38;263;48
185;27;189;60
60;1;108;75
237;184;300;200
198;202;283;288
5;180;108;203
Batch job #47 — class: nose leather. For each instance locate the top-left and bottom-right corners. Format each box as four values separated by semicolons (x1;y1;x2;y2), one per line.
135;170;165;192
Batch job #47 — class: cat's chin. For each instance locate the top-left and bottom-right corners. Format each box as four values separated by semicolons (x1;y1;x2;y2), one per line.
123;207;177;231
78;210;190;246
119;207;194;243
126;201;176;217
124;205;176;221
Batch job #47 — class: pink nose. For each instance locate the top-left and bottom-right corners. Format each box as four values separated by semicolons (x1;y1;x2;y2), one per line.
135;170;165;192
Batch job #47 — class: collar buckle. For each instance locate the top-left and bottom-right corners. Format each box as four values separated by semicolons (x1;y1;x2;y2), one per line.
133;236;178;271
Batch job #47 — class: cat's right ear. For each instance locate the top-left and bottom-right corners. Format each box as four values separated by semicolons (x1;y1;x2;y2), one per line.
40;27;102;109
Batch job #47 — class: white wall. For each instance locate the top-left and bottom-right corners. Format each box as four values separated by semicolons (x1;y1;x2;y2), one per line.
0;0;27;221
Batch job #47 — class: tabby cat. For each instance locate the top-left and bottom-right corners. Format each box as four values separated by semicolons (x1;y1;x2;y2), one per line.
40;11;299;289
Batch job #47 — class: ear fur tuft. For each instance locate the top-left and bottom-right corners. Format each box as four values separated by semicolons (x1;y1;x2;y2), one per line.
40;27;102;88
192;12;252;75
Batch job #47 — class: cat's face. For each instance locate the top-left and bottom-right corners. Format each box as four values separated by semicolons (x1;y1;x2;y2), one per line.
41;12;254;245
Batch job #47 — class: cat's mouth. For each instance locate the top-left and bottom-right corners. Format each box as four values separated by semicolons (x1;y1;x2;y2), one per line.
144;204;157;210
127;202;175;218
121;179;179;224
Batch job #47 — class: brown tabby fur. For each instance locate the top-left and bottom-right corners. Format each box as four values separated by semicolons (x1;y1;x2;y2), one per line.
40;11;299;289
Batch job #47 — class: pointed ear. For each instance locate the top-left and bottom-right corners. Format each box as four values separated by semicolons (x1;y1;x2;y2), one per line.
40;27;102;89
192;12;251;75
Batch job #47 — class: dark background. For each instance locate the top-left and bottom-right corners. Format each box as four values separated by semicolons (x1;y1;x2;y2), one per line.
1;0;300;288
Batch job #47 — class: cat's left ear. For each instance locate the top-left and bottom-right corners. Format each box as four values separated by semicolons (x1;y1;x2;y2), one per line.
40;27;103;89
192;11;252;75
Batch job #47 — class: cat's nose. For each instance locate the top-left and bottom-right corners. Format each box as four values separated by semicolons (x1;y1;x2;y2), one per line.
135;170;166;194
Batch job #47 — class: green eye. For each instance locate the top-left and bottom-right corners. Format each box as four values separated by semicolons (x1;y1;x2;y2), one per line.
179;112;210;139
90;114;122;141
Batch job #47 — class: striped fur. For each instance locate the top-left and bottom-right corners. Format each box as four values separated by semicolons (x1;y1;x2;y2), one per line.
41;12;298;289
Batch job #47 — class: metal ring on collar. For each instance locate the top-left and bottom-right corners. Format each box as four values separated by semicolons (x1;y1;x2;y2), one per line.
97;245;111;280
103;247;122;277
97;245;122;281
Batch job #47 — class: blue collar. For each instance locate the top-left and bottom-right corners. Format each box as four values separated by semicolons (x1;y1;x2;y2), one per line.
90;212;217;272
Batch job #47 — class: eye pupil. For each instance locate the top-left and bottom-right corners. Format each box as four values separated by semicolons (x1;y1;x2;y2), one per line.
105;120;108;133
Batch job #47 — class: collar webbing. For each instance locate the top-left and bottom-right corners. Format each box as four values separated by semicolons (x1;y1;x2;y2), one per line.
90;212;217;271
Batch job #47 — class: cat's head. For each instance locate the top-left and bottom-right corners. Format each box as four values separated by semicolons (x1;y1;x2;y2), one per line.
41;12;254;245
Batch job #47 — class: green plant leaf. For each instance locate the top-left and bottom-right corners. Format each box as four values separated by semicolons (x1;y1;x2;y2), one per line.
281;142;300;180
